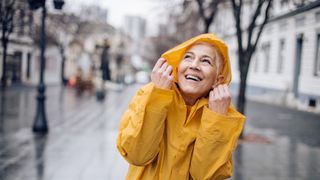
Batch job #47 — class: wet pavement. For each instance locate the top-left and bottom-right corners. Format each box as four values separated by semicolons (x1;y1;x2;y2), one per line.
0;85;134;180
0;84;320;180
231;101;320;180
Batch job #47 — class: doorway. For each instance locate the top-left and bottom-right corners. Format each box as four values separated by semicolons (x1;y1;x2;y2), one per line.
7;51;22;84
293;34;303;98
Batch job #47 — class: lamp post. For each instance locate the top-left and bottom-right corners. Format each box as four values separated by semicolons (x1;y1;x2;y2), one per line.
28;0;64;133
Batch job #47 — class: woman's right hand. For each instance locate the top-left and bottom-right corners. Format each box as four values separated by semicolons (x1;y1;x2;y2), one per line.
151;58;173;90
208;84;231;115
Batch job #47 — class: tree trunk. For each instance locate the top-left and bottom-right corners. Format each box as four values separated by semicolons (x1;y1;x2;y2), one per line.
237;70;248;114
237;56;250;138
59;46;67;85
204;22;210;33
61;57;66;85
1;41;8;88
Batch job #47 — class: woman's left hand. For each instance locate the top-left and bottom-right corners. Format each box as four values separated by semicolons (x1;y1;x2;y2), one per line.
208;84;231;115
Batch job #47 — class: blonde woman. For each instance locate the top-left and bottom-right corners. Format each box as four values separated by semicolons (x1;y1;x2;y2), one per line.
117;34;246;180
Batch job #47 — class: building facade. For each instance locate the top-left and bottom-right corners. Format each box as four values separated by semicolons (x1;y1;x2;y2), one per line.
0;1;34;86
164;0;320;112
214;1;320;112
123;15;146;68
1;2;121;87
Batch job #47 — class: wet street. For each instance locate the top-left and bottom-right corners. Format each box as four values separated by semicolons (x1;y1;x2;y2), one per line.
0;84;320;180
232;100;320;180
0;85;136;180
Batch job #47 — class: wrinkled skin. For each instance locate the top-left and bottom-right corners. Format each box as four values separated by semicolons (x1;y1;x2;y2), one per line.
151;43;231;115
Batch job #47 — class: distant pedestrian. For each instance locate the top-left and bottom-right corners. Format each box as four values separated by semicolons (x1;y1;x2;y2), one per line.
117;33;246;180
100;41;111;81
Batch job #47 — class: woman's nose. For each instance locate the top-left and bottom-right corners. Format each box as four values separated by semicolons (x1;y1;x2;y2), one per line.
189;59;200;70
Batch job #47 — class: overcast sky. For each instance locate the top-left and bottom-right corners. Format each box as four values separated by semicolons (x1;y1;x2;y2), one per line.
62;0;176;36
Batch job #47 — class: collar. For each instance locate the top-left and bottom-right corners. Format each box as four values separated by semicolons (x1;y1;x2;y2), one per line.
172;83;209;110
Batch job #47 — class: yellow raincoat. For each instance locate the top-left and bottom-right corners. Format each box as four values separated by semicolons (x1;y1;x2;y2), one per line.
117;34;246;180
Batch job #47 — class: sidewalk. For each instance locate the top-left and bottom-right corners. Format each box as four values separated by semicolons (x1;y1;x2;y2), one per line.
0;84;319;180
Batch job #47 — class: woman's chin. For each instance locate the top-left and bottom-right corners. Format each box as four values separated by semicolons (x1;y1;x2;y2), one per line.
180;88;201;99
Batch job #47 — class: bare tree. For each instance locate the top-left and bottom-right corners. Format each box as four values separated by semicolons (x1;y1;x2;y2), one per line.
31;13;85;85
195;0;223;33
0;0;16;87
230;0;273;115
47;13;82;85
149;0;223;65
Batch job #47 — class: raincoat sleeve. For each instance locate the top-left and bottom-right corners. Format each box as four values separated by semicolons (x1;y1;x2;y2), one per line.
117;83;173;166
190;106;246;180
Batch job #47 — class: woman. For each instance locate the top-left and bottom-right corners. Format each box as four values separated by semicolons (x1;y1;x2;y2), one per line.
117;33;246;180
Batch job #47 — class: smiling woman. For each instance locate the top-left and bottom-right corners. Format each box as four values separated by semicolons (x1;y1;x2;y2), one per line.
177;42;225;106
117;33;246;180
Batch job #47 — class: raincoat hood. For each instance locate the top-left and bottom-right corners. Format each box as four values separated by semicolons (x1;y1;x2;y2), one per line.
161;33;232;84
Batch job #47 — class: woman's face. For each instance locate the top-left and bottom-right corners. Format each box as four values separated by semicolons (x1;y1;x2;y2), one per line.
177;43;223;101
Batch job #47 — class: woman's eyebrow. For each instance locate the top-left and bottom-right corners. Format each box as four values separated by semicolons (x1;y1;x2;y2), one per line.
202;55;214;60
185;51;194;55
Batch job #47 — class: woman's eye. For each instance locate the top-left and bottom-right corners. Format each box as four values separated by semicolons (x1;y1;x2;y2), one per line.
202;59;212;65
183;55;192;61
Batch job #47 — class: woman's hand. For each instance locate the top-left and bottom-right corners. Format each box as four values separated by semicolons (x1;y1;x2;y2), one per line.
151;58;173;90
208;84;231;115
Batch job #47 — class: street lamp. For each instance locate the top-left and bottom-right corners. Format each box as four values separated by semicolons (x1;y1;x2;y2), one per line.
53;0;64;10
28;0;64;133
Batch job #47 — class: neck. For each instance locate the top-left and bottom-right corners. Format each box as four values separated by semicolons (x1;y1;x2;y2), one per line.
181;93;198;106
174;83;200;106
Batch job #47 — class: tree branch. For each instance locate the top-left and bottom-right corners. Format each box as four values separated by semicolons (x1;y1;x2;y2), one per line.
196;0;206;21
0;2;3;23
196;0;222;32
247;0;264;51
207;0;222;25
230;0;244;69
252;0;273;54
1;0;15;41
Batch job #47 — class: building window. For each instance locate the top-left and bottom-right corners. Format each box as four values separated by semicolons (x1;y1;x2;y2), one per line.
280;0;289;7
277;39;285;73
316;11;320;23
262;43;271;73
315;34;320;76
27;53;31;79
253;51;259;73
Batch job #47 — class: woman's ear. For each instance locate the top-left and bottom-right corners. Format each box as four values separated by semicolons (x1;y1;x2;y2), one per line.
213;75;225;88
